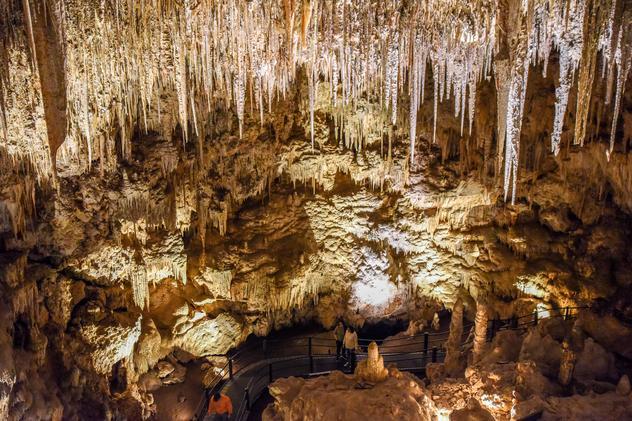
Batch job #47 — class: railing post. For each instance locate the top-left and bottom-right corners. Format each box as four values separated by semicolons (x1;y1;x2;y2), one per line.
423;332;429;366
268;363;273;383
308;337;314;373
245;387;251;411
533;309;538;326
564;306;569;321
431;346;438;363
228;357;233;380
489;319;498;342
510;315;518;329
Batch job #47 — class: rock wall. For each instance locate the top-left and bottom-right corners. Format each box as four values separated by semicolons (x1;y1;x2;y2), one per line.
0;0;630;418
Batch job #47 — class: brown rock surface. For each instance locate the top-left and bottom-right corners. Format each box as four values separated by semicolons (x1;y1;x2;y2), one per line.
263;371;436;421
0;0;631;418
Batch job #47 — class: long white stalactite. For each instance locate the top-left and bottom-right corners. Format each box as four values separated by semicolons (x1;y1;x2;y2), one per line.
0;0;630;204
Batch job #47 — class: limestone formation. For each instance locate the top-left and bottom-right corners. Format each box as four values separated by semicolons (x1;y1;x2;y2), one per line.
616;375;631;396
449;398;494;421
444;298;465;377
472;301;489;364
0;0;631;419
354;342;389;384
264;371;436;421
558;341;576;387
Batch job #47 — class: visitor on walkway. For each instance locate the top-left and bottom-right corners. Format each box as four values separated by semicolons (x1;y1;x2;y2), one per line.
333;321;345;359
343;326;359;371
206;392;233;421
432;312;440;331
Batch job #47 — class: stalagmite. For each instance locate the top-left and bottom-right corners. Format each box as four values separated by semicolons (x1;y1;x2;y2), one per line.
558;340;576;387
472;300;489;364
130;268;150;310
354;342;389;383
444;298;464;377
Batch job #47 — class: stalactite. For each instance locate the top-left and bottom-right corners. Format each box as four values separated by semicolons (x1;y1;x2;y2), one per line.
607;13;632;160
574;0;605;147
0;0;629;206
550;0;585;156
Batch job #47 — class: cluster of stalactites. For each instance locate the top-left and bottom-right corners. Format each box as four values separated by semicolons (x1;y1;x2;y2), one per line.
128;252;187;310
494;0;631;203
0;0;630;205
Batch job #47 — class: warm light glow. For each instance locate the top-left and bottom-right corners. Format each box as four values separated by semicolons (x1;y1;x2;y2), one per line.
351;248;398;316
536;303;551;319
480;393;504;411
435;409;451;421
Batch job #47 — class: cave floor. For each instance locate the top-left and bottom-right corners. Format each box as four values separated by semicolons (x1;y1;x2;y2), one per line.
151;313;459;420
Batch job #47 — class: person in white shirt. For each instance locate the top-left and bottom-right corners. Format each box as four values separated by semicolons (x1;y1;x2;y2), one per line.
343;326;359;370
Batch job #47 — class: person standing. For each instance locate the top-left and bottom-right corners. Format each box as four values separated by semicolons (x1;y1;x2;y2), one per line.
333;321;345;359
207;391;233;421
432;312;440;331
343;326;359;371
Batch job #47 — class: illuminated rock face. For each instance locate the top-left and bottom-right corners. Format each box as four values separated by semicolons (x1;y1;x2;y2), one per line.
0;0;631;418
264;310;632;420
264;370;436;421
354;342;389;383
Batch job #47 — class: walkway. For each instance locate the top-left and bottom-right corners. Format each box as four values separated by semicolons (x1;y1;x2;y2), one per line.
193;305;587;420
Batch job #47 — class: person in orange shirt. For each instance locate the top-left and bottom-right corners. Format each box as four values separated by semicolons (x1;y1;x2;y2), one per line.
207;391;233;421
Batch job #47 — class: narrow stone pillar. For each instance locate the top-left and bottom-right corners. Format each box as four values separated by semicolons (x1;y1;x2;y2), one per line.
444;298;464;377
472;301;489;364
558;340;576;387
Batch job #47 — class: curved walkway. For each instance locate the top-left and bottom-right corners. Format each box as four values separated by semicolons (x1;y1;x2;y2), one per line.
193;305;587;420
193;325;462;420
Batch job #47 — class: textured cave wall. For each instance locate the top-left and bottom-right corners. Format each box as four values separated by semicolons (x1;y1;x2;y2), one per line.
0;0;631;418
1;74;631;417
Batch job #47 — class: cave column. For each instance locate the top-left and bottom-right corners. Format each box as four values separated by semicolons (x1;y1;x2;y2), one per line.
25;0;68;178
444;298;464;377
472;300;489;364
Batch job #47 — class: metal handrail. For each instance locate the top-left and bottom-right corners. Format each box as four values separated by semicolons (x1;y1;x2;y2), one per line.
195;305;592;420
